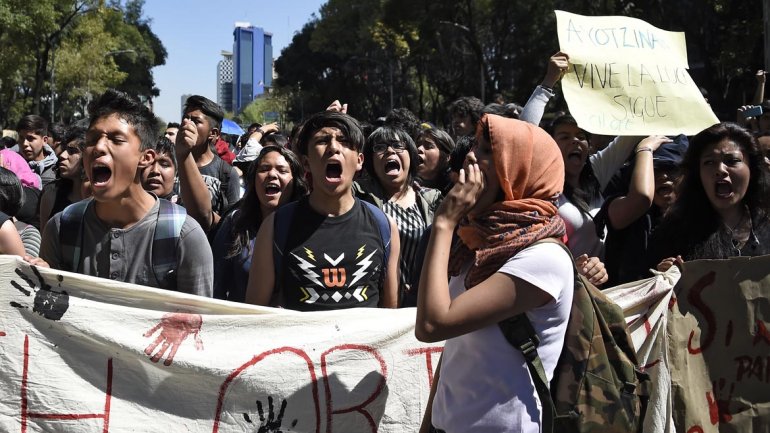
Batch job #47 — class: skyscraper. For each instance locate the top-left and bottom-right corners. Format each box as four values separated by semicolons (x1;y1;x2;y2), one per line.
217;51;234;113
180;94;193;120
232;23;273;114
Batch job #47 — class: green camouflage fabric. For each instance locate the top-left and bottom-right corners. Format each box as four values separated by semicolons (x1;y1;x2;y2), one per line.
500;240;650;433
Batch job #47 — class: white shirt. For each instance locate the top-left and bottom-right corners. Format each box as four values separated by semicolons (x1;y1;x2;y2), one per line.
558;135;639;259
432;242;574;433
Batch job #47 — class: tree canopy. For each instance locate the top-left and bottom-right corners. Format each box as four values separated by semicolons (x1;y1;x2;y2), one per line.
274;0;763;125
0;0;166;127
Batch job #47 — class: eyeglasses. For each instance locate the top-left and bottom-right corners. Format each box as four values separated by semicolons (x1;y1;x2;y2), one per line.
372;142;406;153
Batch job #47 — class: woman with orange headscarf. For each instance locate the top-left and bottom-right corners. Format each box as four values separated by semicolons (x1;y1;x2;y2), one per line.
415;114;575;433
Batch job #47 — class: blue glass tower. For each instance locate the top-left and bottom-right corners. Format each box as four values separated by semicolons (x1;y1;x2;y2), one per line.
233;24;273;113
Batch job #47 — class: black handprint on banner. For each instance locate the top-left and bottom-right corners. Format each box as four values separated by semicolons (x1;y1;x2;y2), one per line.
243;396;298;433
10;267;69;321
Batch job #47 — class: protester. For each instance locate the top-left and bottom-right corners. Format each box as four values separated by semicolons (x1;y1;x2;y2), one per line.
0;209;25;256
141;136;178;202
48;122;67;156
164;122;180;143
651;122;770;268
39;123;90;232
32;89;213;297
16;115;58;188
0;147;41;190
0;167;41;256
448;96;484;138
596;135;684;286
175;95;240;232
354;125;442;305
234;122;281;167
245;110;399;310
416;114;573;433
213;145;308;302
415;125;455;194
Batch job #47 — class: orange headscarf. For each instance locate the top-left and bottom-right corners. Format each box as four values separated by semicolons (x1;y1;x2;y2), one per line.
449;114;567;287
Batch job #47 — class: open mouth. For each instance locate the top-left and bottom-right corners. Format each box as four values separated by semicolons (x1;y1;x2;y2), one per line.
384;159;401;175
416;155;425;166
567;149;584;161
715;180;733;198
146;177;163;188
264;183;281;196
655;183;674;195
325;161;342;180
91;165;112;186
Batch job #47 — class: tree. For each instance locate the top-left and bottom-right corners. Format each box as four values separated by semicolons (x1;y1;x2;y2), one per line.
54;11;129;120
0;0;167;127
235;93;289;127
273;0;763;125
109;0;167;102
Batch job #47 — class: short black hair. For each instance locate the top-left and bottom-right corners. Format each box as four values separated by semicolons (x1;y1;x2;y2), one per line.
449;135;474;174
183;95;224;131
1;137;16;148
384;108;421;141
16;115;49;136
152;136;177;173
0;166;24;216
49;122;66;142
87;89;158;151
62;123;88;149
449;97;484;125
295;111;364;156
261;133;288;148
166;122;180;129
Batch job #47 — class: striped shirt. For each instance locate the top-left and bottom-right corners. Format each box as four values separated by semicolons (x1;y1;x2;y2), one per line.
382;201;428;303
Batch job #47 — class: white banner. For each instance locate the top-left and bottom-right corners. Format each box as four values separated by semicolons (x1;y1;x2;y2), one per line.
605;267;680;433
0;256;442;432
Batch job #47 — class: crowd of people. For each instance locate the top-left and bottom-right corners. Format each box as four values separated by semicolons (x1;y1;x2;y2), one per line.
2;51;769;432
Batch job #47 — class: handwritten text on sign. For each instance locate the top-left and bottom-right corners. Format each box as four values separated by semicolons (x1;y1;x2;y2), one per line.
668;257;770;433
0;257;442;432
556;10;718;135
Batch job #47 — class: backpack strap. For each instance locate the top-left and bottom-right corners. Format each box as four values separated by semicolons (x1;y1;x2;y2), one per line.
499;314;557;433
152;199;187;290
59;199;93;273
497;237;572;433
218;157;231;211
360;200;391;269
272;200;301;294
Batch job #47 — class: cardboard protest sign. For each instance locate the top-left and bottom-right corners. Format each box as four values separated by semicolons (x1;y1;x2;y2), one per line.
667;256;770;433
0;256;442;432
555;10;719;135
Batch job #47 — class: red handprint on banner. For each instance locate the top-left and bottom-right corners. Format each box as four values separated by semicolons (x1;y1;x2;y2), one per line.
143;312;204;366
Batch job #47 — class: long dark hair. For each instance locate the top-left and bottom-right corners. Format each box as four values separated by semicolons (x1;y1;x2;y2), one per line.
659;122;770;259
416;126;454;190
550;114;601;215
670;122;770;258
226;146;308;259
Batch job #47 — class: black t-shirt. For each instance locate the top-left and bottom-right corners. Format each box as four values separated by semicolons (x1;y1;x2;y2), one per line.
280;198;386;311
596;196;663;287
198;155;240;215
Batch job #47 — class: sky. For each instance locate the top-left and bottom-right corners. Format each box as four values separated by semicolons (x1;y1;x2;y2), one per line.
143;0;327;123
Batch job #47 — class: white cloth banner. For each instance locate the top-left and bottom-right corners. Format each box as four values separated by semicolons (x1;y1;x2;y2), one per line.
605;267;681;433
0;256;442;432
0;254;686;433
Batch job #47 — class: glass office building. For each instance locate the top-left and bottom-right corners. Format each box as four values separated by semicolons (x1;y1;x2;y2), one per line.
232;24;273;113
